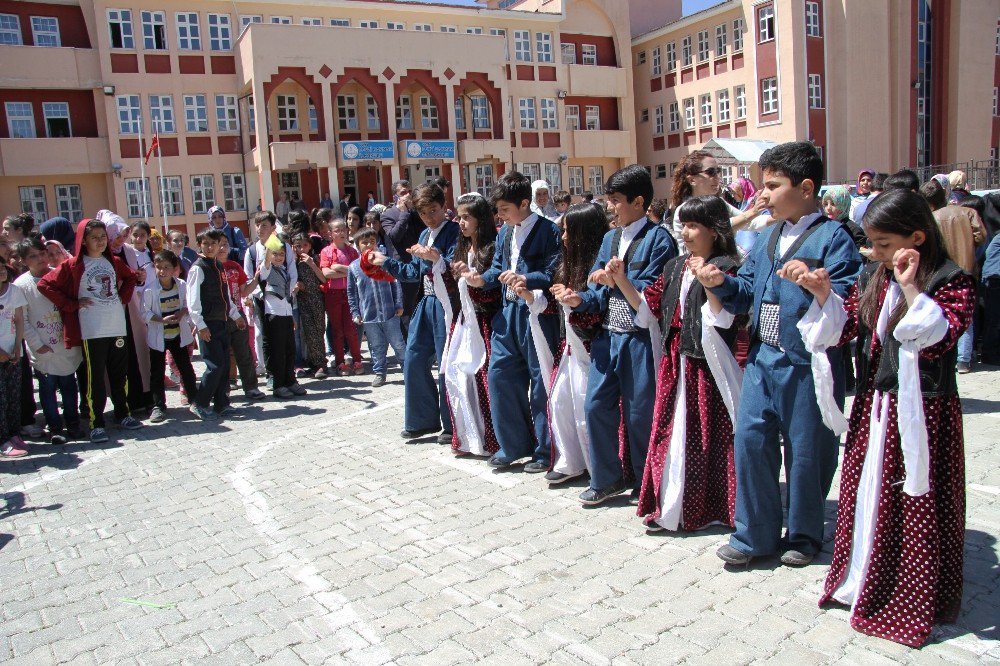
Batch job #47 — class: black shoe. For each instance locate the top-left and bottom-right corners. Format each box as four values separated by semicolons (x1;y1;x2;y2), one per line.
486;453;514;469
400;427;438;439
716;544;752;565
629;487;641;505
779;549;814;566
437;432;453;445
579;479;628;506
544;470;585;485
523;461;548;474
644;520;666;533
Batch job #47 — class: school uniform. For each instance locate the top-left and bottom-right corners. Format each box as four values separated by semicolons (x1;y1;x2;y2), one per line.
709;212;863;558
574;218;677;493
481;215;561;465
380;220;460;434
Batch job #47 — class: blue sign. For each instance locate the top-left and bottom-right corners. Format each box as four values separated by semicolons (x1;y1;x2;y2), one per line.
340;141;394;161
403;140;456;160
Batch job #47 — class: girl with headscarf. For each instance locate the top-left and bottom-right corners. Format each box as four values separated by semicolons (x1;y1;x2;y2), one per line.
39;216;76;250
727;177;758;213
530;180;559;220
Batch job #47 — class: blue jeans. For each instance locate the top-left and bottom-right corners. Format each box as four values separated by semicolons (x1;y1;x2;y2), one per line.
36;371;80;432
365;318;406;376
957;321;974;364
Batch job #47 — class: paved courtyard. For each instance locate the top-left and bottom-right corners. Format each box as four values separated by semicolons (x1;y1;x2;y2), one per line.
1;359;998;665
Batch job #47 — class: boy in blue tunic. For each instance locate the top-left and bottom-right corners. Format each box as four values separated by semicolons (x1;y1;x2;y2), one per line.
462;172;561;471
695;141;862;566
553;165;678;505
372;183;459;441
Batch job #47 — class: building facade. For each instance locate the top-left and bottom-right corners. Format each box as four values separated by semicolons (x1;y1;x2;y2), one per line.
1;0;635;238
632;0;1000;199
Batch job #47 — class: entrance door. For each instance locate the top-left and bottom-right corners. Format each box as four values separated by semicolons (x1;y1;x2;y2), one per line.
342;167;358;207
420;164;442;184
474;163;494;198
279;171;301;204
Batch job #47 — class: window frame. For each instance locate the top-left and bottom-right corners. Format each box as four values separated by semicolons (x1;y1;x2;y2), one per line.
141;10;167;50
175;12;201;51
717;89;731;122
183;94;208;132
715;23;728;56
700;93;713;126
733;18;745;51
125;177;151;218
536;31;553;62
414;23;431;32
396;95;413;130
157;175;184;217
735;85;747;119
518;97;537;130
513;29;531;62
668;102;680;132
0;13;21;45
568;166;584;196
471;95;490;129
222;173;247;211
116;95;142;135
651;46;661;75
666;41;676;70
337;94;359;131
276;94;299;131
581;43;597;65
365;95;380;130
270;16;291;25
107;9;134;49
55;184;83;223
761;77;779;114
544;163;561;190
30;16;60;47
419;95;439;130
19;185;47;220
540;98;558;130
190;174;215;215
42;101;71;137
758;5;775;43
681;35;692;67
588;166;604;196
808;73;824;109
697;29;709;62
207;13;231;50
584;105;600;131
564;104;580;131
653;105;664;135
805;1;821;38
215;94;238;132
561;42;576;64
5;101;36;139
149;94;175;134
683;98;696;129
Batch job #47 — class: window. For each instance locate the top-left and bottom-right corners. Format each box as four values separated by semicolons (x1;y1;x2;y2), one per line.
697;30;709;62
651;46;661;75
125;178;151;218
666;41;676;70
331;19;350;27
565;104;580;130
454;97;465;130
190;175;215;214
490;27;509;60
471;95;490;129
365;95;379;130
396;95;412;130
337;94;358;130
55;185;83;223
717;89;730;122
761;77;779;114
668;102;680;132
277;95;298;131
439;25;456;33
655;165;667;179
0;14;21;45
735;85;747;119
588;166;604;195
681;36;692;66
716;24;727;56
414;23;431;32
116;95;141;135
466;26;483;35
700;94;713;125
473;163;494;198
805;2;821;37
640;108;649;123
30;16;60;47
270;16;291;25
514;30;531;61
637;51;646;65
733;18;744;51
308;98;318;132
19;186;47;220
183;94;207;132
808;74;823;108
43;102;70;137
149;94;175;133
518;98;536;130
176;12;200;50
758;5;774;43
300;18;321;26
568;166;584;195
215;94;237;132
541;98;557;130
207;13;231;50
239;16;262;32
545;163;561;190
582;44;597;65
585;105;600;130
5;102;35;138
157;176;183;216
384;21;403;30
419;96;439;130
683;98;695;129
141;11;166;49
222;174;247;211
536;32;553;62
653;105;664;135
107;10;134;49
561;42;576;64
520;163;540;181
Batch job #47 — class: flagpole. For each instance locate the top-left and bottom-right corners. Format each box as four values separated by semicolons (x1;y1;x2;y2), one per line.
137;115;148;218
155;118;169;233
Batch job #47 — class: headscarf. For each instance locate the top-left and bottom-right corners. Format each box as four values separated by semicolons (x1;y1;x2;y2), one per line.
95;209;128;242
821;185;852;222
530;180;558;219
208;204;227;228
38;216;76;250
730;177;758;212
44;239;73;265
855;169;875;196
947;170;967;191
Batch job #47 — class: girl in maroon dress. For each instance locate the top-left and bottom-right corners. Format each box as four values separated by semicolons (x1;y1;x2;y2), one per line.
793;189;974;647
610;195;743;532
446;193;500;456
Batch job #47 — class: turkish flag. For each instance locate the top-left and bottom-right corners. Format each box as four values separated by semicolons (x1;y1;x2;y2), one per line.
143;133;159;165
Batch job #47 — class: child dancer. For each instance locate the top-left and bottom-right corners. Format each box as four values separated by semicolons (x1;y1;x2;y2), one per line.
444;192;500;457
801;189;974;647
615;196;743;531
292;233;329;378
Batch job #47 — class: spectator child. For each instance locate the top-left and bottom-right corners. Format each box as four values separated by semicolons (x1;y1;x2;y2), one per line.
319;219;362;375
245;212;298;376
292;233;329;378
257;243;304;397
348;228;405;386
216;235;265;400
0;258;27;457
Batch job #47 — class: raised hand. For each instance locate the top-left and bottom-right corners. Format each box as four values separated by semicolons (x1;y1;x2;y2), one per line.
370;251;387;266
604;257;623;277
687;255;706;276
893;248;920;289
796;268;832;304
588;268;614;287
776;259;811;284
514;286;534;304
695;263;725;288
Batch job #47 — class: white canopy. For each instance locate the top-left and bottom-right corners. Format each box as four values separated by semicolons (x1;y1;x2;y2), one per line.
703;138;779;164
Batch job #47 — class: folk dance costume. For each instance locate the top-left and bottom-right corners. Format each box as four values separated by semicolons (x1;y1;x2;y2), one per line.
811;261;974;647
636;255;743;531
710;213;862;558
575;219;677;493
380;221;460;435
445;248;501;455
481;214;561;466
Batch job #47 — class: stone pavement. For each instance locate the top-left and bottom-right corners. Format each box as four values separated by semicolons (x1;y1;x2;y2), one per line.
1;361;998;665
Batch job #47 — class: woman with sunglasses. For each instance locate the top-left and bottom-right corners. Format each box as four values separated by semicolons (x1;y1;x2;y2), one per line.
670;152;767;253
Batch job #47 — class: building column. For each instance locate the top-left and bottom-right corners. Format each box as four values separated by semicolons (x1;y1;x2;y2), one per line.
445;83;462;195
384;80;401;184
320;78;340;202
252;78;274;212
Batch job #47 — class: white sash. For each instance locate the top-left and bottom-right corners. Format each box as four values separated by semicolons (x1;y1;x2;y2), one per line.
444;274;489;454
527;291;554;394
549;304;593;476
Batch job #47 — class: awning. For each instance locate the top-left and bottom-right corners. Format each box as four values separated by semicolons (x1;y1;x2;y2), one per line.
702;138;778;164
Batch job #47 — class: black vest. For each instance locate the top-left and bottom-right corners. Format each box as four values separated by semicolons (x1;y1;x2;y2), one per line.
659;254;740;359
194;257;229;322
856;260;967;396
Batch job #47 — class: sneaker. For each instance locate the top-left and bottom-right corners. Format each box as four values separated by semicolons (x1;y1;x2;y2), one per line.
313;367;327;379
149;407;168;423
289;383;307;396
579;479;628;506
629;487;641;505
716;543;752;565
90;428;109;443
372;375;386;387
437;431;453;445
244;388;267;401
295;368;310;378
353;362;365;376
779;550;814;566
400;427;438;439
20;423;44;439
215;405;242;418
273;386;294;399
0;440;28;458
120;416;143;430
49;433;68;446
188;404;218;421
523;461;548;474
545;470;585;485
957;361;972;374
644;520;667;533
486;453;515;469
337;363;351;377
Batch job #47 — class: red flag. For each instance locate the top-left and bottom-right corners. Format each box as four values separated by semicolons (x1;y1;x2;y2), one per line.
143;133;159;165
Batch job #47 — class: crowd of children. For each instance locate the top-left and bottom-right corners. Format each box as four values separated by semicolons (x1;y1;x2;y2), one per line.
1;141;994;649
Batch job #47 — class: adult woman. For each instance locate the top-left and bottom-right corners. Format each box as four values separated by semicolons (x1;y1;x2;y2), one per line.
670;152;765;247
727;176;759;213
